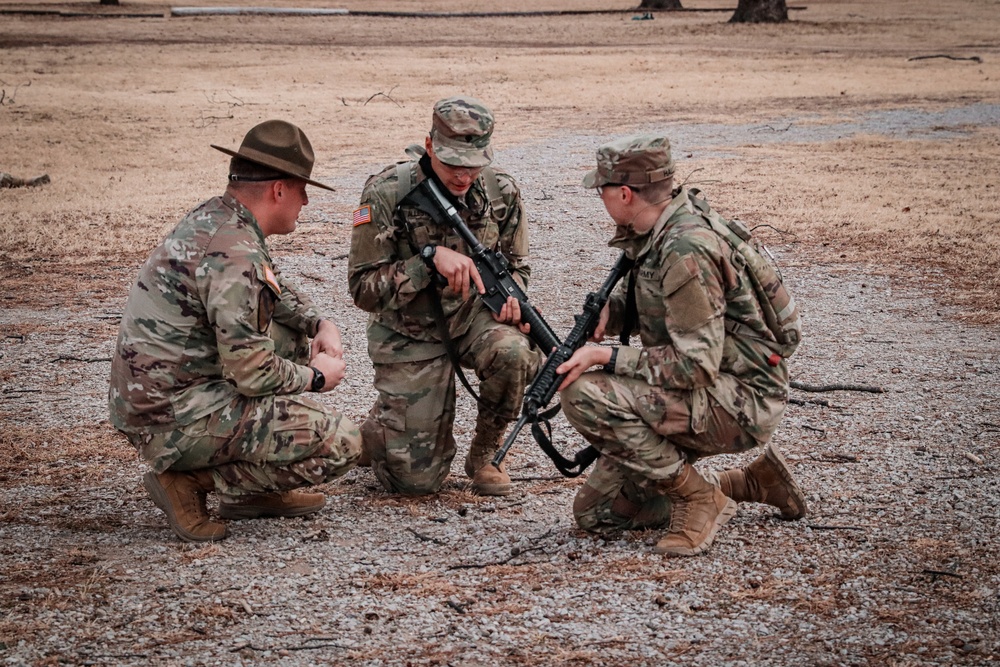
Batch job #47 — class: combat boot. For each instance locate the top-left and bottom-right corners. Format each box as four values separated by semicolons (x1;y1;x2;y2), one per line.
611;480;673;530
653;464;737;557
464;419;512;496
143;469;228;543
218;490;326;520
718;444;807;520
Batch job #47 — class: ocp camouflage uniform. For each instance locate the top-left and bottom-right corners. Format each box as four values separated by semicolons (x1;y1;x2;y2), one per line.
109;193;360;498
348;154;540;494
563;187;789;532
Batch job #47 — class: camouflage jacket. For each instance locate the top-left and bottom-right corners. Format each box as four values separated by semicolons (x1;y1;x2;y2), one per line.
348;155;530;363
109;193;320;433
603;187;789;443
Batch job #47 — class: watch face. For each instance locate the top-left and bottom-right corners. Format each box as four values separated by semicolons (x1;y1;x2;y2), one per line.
422;245;435;260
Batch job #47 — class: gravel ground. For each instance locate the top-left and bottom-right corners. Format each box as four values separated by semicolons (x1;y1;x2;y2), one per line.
2;124;999;666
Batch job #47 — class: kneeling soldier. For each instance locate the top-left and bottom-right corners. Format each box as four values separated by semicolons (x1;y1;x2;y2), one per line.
109;120;361;542
556;135;807;557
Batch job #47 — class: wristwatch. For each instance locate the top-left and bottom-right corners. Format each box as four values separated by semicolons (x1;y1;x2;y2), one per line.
603;347;619;374
420;244;437;268
309;366;325;392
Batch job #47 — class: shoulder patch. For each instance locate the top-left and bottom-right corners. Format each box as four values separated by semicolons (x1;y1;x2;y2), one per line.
262;264;281;294
353;206;372;226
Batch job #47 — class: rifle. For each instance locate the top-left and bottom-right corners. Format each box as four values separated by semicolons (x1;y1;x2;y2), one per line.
491;252;635;477
401;175;562;355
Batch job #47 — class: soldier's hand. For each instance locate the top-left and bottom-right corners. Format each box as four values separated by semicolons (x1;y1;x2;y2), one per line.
310;352;346;391
556;346;613;391
492;296;530;334
311;319;344;359
432;246;485;300
590;304;611;342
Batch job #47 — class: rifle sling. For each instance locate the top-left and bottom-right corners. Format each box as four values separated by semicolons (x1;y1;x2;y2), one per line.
426;284;506;419
526;402;599;478
621;267;637;346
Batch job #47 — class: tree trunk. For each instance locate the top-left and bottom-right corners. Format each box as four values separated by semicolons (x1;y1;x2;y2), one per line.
639;0;683;9
729;0;787;23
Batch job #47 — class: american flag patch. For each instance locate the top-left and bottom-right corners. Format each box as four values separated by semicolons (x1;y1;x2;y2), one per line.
352;206;372;226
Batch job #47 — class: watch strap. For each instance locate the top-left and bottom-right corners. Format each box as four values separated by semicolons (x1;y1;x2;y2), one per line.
309;366;325;392
603;347;618;374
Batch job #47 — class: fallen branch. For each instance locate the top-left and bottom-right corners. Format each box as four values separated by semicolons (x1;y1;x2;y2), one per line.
808;452;858;463
807;524;867;531
907;54;982;63
0;78;30;106
447;528;554;570
52;355;112;363
922;569;962;579
445;599;467;614
789;397;832;407
791;381;885;394
406;527;446;545
363;85;402;108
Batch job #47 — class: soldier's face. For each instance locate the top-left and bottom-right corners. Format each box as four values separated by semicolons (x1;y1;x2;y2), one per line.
273;179;309;234
598;184;630;226
428;148;483;197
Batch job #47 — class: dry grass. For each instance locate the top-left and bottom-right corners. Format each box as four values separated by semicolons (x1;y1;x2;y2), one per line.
0;424;133;486
2;0;999;325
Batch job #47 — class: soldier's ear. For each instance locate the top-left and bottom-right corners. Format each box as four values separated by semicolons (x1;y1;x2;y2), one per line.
269;180;285;203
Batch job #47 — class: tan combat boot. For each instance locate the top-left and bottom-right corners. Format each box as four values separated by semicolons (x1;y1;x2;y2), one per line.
717;444;807;520
218;490;326;520
143;469;228;543
653;464;737;557
463;419;512;497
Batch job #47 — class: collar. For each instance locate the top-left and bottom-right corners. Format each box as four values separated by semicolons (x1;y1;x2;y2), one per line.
607;187;690;260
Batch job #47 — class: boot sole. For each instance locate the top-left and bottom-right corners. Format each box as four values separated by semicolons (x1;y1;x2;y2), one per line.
653;498;738;557
763;444;809;520
470;482;513;497
142;472;228;543
217;499;326;520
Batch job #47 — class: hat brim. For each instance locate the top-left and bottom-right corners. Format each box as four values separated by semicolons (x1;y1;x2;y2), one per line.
582;168;610;189
211;144;335;191
431;138;494;168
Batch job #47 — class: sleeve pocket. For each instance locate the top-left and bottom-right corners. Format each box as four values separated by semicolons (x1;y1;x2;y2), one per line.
663;255;717;333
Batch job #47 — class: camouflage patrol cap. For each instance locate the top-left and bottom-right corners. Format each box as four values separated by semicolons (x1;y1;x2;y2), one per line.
582;134;674;189
211;119;334;191
429;96;495;167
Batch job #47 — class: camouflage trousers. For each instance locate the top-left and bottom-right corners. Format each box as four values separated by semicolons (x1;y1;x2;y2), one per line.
362;307;540;495
124;322;361;498
561;370;757;534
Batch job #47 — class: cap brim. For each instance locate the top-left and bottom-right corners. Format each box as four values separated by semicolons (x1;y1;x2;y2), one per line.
210;144;335;191
581;168;608;189
431;139;494;168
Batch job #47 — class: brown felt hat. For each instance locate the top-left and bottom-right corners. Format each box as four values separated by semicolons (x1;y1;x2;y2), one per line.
211;120;333;191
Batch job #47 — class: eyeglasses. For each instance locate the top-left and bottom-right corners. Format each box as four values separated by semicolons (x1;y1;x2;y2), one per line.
597;183;643;196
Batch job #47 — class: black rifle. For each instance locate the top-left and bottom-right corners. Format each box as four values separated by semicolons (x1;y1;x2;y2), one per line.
402;176;562;355
491;252;635;477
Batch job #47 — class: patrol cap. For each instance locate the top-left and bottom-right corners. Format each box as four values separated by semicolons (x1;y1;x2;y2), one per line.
211;119;334;191
582;134;674;189
429;96;495;168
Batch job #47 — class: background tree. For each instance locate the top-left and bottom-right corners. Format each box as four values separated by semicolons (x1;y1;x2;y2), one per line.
639;0;683;9
730;0;788;23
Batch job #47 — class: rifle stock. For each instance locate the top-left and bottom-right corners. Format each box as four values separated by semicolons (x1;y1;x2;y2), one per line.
492;252;635;477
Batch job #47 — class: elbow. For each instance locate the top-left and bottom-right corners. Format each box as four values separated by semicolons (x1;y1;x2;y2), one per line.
347;275;377;313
